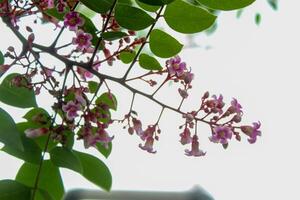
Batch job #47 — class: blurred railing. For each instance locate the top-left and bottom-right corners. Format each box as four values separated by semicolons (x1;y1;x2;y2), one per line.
64;186;214;200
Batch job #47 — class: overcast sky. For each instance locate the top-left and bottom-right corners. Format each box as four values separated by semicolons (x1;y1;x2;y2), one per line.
1;1;299;200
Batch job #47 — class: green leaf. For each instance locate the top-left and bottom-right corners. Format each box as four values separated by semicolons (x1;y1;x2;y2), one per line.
196;0;255;11
138;0;175;6
1;123;42;164
76;3;97;19
164;0;217;34
115;4;155;30
96;142;112;158
34;134;57;152
2;134;42;164
88;81;99;93
74;151;112;191
236;9;243;18
64;130;75;150
0;180;31;200
50;147;83;173
44;8;66;21
0;108;23;151
0;51;4;65
101;31;128;41
255;13;261;25
36;189;54;200
119;51;136;64
80;0;114;14
16;161;64;200
135;0;160;12
23;108;51;128
23;108;49;121
96;92;118;111
0;73;37;108
267;0;278;10
139;54;162;70
149;29;183;58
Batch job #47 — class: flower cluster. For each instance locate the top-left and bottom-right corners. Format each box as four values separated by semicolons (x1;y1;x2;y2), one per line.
0;0;261;160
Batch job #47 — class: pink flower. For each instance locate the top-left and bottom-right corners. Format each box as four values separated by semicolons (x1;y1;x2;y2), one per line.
166;56;186;77
62;101;81;121
64;11;84;31
76;66;93;80
206;94;225;114
241;121;261;144
139;136;157;154
179;127;192;145
182;71;194;84
96;129;114;148
72;30;92;51
57;0;67;13
210;125;233;144
25;128;48;138
40;0;54;9
185;135;206;157
140;125;155;141
230;98;242;114
132;118;143;136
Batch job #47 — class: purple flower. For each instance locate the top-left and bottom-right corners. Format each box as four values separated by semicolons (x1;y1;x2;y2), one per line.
179;127;192;145
64;11;84;31
241;121;261;144
166;56;186;77
62;101;81;121
139;136;157;154
132;118;143;136
57;0;67;13
96;129;114;148
210;125;233;144
207;94;225;114
230;98;242;114
185;135;206;157
139;125;155;141
72;30;92;51
182;71;194;84
25;128;48;138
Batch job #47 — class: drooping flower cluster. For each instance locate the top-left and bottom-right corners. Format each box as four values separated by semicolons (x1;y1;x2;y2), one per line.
0;0;262;160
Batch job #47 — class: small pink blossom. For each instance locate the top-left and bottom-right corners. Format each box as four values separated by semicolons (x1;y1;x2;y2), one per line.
96;129;114;148
132;118;143;136
206;94;225;114
76;67;93;80
72;30;92;51
62;101;81;121
210;125;233;144
166;56;186;77
179;127;192;145
57;0;67;13
182;71;194;84
64;11;84;31
185;135;206;157
139;136;157;154
140;125;155;141
25;128;48;138
230;98;242;114
241;121;261;144
40;0;54;9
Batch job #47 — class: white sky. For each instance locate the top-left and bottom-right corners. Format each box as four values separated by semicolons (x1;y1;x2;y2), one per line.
1;1;300;199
